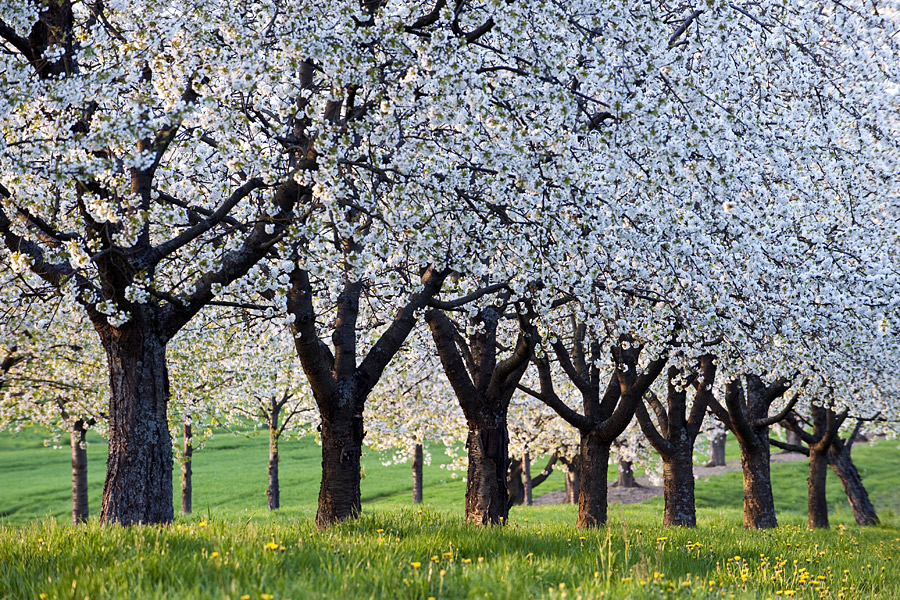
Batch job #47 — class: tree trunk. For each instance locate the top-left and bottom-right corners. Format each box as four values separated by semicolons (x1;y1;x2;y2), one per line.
808;445;829;529
739;440;778;529
828;441;879;526
615;459;637;488
523;451;533;506
316;409;364;528
464;418;509;525
71;421;89;524
784;426;802;452
662;449;696;527
267;429;280;510
507;457;524;506
99;325;173;525
707;432;726;467
412;442;423;504
564;460;580;505
577;430;610;528
181;417;192;515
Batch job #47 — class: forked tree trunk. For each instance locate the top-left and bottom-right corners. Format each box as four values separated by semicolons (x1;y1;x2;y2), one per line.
181;417;192;515
707;432;726;466
808;445;829;529
829;440;879;526
99;324;173;525
465;417;509;525
316;408;364;528
576;431;610;528
71;421;89;524
740;441;778;529
615;459;636;488
412;443;423;504
662;449;696;527
523;451;533;506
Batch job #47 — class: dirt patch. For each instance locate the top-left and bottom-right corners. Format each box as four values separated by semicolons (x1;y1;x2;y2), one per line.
532;451;809;506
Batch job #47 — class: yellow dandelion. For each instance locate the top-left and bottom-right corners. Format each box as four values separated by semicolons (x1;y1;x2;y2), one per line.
264;542;280;551
198;520;207;527
210;552;219;559
411;561;421;569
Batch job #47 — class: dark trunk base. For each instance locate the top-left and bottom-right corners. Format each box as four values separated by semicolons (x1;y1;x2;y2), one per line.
577;432;610;528
740;441;778;529
707;433;726;467
99;326;173;525
412;443;423;504
181;419;192;515
465;421;509;525
316;415;363;528
662;451;696;527
808;448;829;529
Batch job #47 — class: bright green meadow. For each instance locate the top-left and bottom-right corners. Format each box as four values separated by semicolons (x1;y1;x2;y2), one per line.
1;430;899;599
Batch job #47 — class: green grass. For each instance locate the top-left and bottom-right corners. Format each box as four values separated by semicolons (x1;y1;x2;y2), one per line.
2;431;899;599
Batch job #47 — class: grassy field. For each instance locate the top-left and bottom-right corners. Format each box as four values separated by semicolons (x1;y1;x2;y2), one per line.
1;430;899;599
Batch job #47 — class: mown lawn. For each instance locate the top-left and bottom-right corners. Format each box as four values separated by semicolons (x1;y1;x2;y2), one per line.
1;431;899;599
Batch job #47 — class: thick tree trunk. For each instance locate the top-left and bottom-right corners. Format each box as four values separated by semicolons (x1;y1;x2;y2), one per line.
739;440;778;529
181;417;192;515
464;418;509;525
523;451;533;506
316;410;364;528
707;432;726;467
808;446;829;529
662;449;696;527
577;431;610;528
829;442;879;526
267;429;280;511
99;325;173;525
615;459;637;488
71;422;89;524
412;442;423;504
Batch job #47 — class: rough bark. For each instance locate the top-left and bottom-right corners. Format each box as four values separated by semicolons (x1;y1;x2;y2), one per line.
412;442;423;504
740;441;778;529
662;449;696;527
98;323;173;525
465;418;509;524
181;416;192;515
70;421;89;524
707;432;726;467
829;436;879;526
523;451;533;506
577;431;610;528
316;407;364;528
